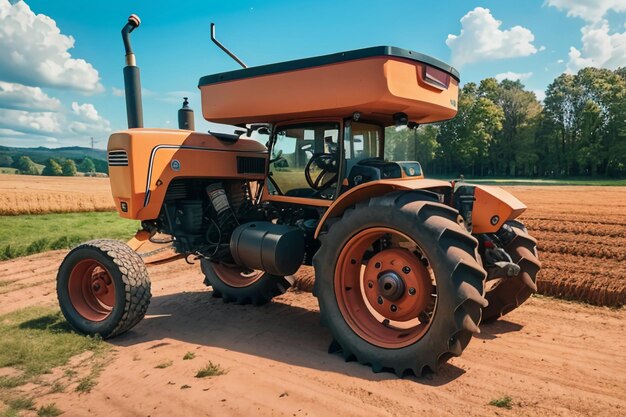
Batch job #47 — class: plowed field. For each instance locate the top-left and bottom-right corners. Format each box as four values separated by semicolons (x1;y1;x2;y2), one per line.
507;186;626;306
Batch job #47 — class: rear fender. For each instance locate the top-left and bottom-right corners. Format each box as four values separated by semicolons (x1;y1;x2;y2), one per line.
314;179;451;238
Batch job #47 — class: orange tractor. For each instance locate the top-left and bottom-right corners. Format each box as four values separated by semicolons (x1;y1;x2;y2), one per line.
57;15;540;376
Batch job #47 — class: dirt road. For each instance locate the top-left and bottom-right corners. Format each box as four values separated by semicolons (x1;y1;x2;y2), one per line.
1;251;624;416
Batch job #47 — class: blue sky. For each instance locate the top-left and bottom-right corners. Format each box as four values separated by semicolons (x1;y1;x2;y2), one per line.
1;0;625;148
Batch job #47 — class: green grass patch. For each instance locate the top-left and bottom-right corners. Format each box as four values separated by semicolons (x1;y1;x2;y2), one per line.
0;394;36;417
0;307;106;388
182;352;196;360
489;395;513;409
0;168;17;174
0;212;138;260
49;381;65;394
6;396;35;411
155;360;173;369
37;403;62;417
195;362;226;378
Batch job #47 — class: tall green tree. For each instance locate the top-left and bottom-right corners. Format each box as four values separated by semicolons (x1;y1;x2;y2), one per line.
13;156;39;175
478;79;541;176
61;159;77;176
79;157;96;174
0;155;13;167
42;158;63;176
437;83;503;176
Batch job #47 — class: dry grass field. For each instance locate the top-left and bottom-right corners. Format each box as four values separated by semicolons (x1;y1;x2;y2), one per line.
0;174;114;215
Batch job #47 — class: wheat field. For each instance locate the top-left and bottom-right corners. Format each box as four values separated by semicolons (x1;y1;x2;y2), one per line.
0;174;115;215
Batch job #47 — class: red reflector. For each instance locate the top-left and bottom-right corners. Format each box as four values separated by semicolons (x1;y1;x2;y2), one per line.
424;65;450;90
483;240;494;248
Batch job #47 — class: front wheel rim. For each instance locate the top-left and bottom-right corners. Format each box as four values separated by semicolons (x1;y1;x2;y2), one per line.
68;259;116;322
211;263;265;288
334;227;437;349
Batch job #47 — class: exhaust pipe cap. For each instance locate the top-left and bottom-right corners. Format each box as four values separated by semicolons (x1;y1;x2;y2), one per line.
128;14;141;28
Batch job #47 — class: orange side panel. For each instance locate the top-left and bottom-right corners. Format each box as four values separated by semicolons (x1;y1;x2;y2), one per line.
108;129;268;220
201;57;458;125
314;178;451;238
471;185;527;233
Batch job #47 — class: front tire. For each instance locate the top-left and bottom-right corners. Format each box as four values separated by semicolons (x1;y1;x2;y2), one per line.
201;260;292;305
57;239;151;338
313;192;487;376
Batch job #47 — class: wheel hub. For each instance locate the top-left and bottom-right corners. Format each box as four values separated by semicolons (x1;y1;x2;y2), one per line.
363;248;432;322
334;227;439;349
378;271;405;301
68;260;116;322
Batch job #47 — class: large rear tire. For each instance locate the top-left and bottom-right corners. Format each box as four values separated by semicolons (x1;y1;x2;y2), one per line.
57;239;151;338
201;260;292;305
481;221;541;321
313;192;487;376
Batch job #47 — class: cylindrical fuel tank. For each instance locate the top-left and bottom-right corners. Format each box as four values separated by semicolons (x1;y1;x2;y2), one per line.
230;222;304;276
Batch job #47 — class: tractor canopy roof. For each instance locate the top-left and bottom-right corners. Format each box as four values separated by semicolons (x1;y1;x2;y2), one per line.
198;46;460;126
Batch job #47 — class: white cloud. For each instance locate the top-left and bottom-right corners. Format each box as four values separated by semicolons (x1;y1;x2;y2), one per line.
0;81;61;111
157;90;198;104
495;71;533;82
446;7;538;67
111;87;124;97
0;109;61;135
545;0;626;23
0;127;62;147
0;0;103;92
566;20;626;72
0;100;110;145
71;102;100;122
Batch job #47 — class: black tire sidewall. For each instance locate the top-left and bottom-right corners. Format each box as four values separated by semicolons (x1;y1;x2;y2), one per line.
57;245;127;337
315;202;464;365
201;259;290;304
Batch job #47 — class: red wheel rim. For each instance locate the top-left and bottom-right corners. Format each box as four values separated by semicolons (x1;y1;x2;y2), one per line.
211;263;264;288
68;259;116;322
335;227;437;349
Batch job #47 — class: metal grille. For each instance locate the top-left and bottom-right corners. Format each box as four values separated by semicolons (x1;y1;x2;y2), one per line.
164;180;188;200
108;150;129;166
236;156;265;174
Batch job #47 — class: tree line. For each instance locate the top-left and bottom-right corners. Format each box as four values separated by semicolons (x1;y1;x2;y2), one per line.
0;154;97;176
386;66;626;178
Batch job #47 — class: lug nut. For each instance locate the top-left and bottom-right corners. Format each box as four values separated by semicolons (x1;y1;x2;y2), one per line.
367;281;374;289
402;266;411;274
408;287;416;295
390;304;398;312
375;262;381;269
377;296;383;305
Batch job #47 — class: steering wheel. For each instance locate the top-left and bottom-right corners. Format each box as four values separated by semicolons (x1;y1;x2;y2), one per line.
305;153;338;191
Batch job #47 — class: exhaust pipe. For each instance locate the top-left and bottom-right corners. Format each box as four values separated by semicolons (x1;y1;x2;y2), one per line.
121;14;143;129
